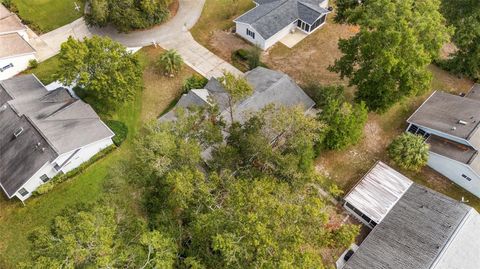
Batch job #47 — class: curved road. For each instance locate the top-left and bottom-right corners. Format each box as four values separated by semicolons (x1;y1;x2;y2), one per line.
38;0;242;78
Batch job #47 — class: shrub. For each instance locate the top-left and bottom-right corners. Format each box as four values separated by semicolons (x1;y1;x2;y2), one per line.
304;83;346;108
28;59;39;69
34;181;55;196
388;132;430;171
157;49;183;76
182;74;208;93
106;120;128;146
232;48;266;72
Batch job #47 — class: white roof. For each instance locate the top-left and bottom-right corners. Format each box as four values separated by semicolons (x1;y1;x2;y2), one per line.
344;161;413;223
433;209;480;269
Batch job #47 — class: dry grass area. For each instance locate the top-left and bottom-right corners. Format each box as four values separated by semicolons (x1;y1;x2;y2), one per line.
139;46;197;122
263;18;359;86
315;66;479;210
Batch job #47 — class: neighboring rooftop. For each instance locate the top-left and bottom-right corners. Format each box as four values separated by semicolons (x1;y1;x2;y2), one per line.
0;4;11;20
235;0;329;39
0;75;114;197
407;91;480;147
0;11;25;34
427;134;478;165
344;161;413;224
343;162;479;269
465;83;480;102
160;67;315;123
0;32;35;59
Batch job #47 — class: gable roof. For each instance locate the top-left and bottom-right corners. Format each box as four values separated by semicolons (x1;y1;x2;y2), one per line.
343;162;479;269
0;4;10;20
0;12;25;34
407;91;480;149
159;67;315;122
235;0;329;39
0;32;35;59
0;75;114;197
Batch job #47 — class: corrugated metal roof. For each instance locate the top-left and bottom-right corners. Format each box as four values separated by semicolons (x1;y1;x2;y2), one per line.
344;161;413;223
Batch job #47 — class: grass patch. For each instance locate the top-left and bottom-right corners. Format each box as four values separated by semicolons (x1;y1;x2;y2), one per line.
0;46;196;268
190;0;254;49
22;55;61;85
2;0;85;33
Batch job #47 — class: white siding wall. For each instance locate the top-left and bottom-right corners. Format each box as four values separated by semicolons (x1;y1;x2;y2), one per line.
14;138;114;201
235;22;266;49
428;152;480;198
264;21;297;50
0;53;36;81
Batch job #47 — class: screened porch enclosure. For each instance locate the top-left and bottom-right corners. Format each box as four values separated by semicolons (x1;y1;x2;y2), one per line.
296;15;326;33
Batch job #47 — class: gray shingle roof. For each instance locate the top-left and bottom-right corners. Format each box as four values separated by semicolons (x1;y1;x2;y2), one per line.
159;67;315;123
235;0;328;39
344;182;472;269
407;91;480;149
0;75;114;197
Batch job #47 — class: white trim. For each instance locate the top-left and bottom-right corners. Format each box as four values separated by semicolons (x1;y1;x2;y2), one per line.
406;90;437;124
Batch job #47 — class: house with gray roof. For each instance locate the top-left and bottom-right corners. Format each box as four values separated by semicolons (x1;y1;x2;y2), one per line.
338;161;480;269
234;0;330;50
159;67;315;123
406;85;480;198
0;3;36;80
0;75;114;201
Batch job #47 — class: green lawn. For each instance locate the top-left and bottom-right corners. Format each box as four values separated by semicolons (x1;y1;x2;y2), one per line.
23;55;61;85
2;0;84;33
0;47;195;268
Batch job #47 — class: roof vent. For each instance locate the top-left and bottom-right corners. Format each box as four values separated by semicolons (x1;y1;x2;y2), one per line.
0;104;6;112
451;126;456;131
14;127;24;138
458;120;468;125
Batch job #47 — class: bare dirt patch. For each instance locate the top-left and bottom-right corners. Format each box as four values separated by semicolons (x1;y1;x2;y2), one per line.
209;30;251;61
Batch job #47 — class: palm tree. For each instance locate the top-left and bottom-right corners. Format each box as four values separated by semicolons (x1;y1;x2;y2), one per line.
158;49;183;77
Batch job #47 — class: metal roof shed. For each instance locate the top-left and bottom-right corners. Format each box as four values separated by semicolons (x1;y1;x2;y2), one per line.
343;161;413;227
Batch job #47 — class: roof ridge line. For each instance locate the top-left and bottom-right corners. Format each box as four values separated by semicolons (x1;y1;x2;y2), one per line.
24;115;60;154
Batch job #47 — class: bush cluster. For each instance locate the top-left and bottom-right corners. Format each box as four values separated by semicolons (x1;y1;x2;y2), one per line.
106;120;128;146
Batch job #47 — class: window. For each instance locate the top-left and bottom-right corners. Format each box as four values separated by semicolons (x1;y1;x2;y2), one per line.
40;174;50;183
246;28;255;39
54;163;61;171
0;63;13;72
18;188;29;197
462;174;472;181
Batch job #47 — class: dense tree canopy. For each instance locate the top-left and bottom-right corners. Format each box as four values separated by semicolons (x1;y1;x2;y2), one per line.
441;0;480;80
86;0;172;32
125;102;358;268
56;36;143;112
20;204;177;269
388;132;430;171
330;0;451;112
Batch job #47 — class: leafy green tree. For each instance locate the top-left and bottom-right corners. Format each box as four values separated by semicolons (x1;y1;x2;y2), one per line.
158;49;184;77
388;132;430;171
86;0;171;32
219;71;254;122
56;36;143;111
441;0;480;80
211;105;324;181
319;100;368;150
330;0;451;112
304;83;346;108
19;204;177;268
188;178;359;268
335;0;361;23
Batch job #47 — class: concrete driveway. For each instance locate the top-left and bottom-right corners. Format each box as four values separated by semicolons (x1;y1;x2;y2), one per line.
37;0;242;78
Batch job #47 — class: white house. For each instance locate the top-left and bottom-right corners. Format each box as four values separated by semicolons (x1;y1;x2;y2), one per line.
234;0;330;50
0;4;36;80
0;75;115;201
339;161;480;269
406;85;480;198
